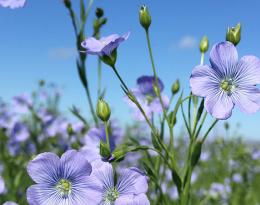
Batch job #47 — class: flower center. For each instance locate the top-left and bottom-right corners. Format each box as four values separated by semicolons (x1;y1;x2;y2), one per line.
104;187;119;204
56;179;72;198
220;79;236;95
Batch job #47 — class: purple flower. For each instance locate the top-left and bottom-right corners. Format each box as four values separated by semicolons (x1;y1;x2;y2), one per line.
137;75;164;96
190;41;260;119
232;173;243;183
90;162;150;205
26;150;99;205
0;175;5;194
81;32;130;56
10;122;29;142
125;76;169;121
0;0;26;9
12;93;32;114
3;202;19;205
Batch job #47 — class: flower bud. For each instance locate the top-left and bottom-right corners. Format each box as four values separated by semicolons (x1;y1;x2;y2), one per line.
96;99;111;122
226;23;241;46
95;8;104;18
100;141;111;159
199;36;209;53
111;145;128;162
66;124;74;136
139;5;151;31
171;79;180;95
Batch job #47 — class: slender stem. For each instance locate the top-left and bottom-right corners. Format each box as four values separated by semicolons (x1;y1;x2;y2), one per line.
104;121;110;150
200;52;205;65
195;112;207;139
97;57;102;98
111;66;129;92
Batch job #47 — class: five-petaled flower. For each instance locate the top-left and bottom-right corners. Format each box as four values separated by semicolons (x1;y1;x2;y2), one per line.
90;162;150;205
81;32;130;56
190;41;260;120
26;150;100;205
0;0;26;9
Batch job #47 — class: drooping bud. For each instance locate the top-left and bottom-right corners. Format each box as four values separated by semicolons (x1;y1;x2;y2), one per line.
139;5;151;31
226;23;241;46
96;99;111;122
100;141;111;159
171;79;180;95
95;8;104;18
199;36;209;53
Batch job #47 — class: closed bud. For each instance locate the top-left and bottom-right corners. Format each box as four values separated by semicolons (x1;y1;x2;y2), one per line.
111;145;128;162
95;8;104;18
66;124;74;136
63;0;71;8
100;141;111;159
96;99;111;122
226;23;241;46
171;79;180;95
139;5;151;31
199;36;209;53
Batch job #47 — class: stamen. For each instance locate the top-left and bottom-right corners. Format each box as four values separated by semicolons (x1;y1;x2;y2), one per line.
56;179;72;198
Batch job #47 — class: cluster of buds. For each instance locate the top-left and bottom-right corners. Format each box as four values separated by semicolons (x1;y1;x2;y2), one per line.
93;8;107;38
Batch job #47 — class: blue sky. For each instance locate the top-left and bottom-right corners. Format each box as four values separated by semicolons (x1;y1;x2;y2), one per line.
0;0;260;139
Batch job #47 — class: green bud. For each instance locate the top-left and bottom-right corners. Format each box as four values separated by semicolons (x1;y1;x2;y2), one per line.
96;99;111;122
226;23;241;46
63;0;71;8
139;5;151;31
199;36;209;53
100;142;111;159
111;145;128;162
100;49;117;67
191;141;203;167
171;79;180;95
95;8;104;18
66;124;74;136
168;111;177;128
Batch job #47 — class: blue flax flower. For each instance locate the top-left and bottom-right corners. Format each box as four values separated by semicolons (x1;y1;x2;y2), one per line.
90;162;150;205
190;41;260;119
0;0;26;9
26;150;100;205
81;32;130;56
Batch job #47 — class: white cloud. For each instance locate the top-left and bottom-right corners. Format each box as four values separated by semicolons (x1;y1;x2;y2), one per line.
178;36;197;49
48;47;76;59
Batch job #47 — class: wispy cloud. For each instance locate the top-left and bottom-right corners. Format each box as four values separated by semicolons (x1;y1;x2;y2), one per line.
177;36;197;49
48;47;76;59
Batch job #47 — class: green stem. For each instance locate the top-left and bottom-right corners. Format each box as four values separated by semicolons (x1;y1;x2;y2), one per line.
111;65;129;92
97;57;102;98
200;52;205;65
104;121;110;150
